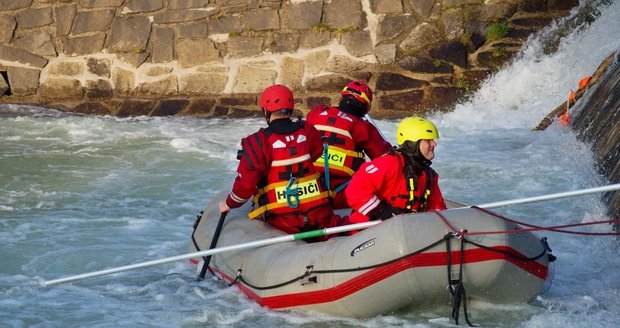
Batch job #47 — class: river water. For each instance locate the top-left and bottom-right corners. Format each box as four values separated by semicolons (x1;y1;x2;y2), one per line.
2;1;620;327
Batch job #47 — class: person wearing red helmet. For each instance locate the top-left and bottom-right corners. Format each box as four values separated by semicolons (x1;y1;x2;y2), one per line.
345;117;447;229
306;80;392;209
219;84;341;236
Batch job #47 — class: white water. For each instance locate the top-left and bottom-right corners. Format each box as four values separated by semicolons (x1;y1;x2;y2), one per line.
1;1;620;327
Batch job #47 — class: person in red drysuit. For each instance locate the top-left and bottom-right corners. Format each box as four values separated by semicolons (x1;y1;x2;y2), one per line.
306;80;392;209
219;84;341;235
345;117;447;226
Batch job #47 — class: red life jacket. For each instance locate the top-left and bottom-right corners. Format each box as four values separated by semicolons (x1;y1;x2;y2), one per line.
309;105;365;178
248;126;330;219
387;153;434;212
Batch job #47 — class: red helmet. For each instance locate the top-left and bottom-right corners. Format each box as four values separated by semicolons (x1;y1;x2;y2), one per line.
341;80;373;105
259;85;295;112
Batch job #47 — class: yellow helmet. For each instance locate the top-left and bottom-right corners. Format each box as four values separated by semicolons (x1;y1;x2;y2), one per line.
396;117;439;146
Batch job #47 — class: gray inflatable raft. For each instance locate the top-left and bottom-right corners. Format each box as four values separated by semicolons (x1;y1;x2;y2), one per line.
190;193;553;318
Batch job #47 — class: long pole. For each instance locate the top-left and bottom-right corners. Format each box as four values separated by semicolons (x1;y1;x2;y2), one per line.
475;183;620;209
42;183;620;287
42;221;380;287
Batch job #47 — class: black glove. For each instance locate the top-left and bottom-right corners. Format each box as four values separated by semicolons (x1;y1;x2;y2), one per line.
368;202;405;221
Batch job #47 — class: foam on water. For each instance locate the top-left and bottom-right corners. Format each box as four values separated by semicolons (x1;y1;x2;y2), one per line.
1;1;620;327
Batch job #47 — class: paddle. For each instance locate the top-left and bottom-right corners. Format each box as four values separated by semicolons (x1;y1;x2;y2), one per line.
197;211;228;280
42;221;381;287
42;183;620;287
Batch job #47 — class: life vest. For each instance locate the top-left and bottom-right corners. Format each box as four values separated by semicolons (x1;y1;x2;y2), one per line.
248;125;330;220
389;153;434;212
310;106;365;177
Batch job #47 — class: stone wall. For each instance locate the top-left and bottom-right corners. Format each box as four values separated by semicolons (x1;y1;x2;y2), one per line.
0;0;579;118
571;52;620;230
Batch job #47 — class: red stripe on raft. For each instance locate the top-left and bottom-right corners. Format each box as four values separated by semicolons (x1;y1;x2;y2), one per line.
214;246;548;309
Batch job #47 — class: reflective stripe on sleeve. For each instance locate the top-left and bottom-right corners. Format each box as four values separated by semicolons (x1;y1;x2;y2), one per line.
359;195;381;215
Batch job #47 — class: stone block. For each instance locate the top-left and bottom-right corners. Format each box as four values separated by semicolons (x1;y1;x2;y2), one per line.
281;2;322;30
400;22;442;54
305;74;351;92
377;14;416;43
0;74;8;96
48;61;84;76
178;72;227;94
78;0;125;8
105;16;151;53
145;66;172;76
71;9;115;34
175;22;208;39
280;57;304;92
481;3;517;21
87;58;111;77
376;72;429;91
71;102;114;115
375;44;396;64
268;32;300;54
53;4;77;36
135;76;178;97
114;100;154;117
168;0;210;10
124;0;164;13
227;36;263;58
243;8;279;31
441;9;465;40
175;38;220;67
0;45;48;68
370;0;403;14
426;86;464;111
39;78;83;100
397;56;454;74
85;79;113;99
117;53;148;68
304;50;330;75
149;27;174;63
112;67;135;96
153;9;218;23
220;96;256;107
300;30;332;48
0;15;16;43
519;0;547;12
379;90;425;112
307;96;334;110
342;30;372;57
6;66;39;96
233;62;277;93
13;31;57;57
444;0;482;6
208;15;243;34
181;98;216;116
548;0;579;11
60;33;106;56
150;99;189;116
429;41;468;68
324;0;365;29
324;55;368;74
411;0;437;18
16;7;53;29
0;0;32;11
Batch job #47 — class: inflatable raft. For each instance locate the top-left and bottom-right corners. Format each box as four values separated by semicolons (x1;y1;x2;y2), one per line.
190;192;554;319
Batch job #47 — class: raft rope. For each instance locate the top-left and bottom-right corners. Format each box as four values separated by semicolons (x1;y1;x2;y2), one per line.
446;232;477;327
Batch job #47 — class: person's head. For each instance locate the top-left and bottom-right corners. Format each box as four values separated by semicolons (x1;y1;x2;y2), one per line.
339;80;373;118
259;84;294;123
396;117;439;161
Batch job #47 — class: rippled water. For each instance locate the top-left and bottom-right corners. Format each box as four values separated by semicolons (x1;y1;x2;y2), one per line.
2;1;620;327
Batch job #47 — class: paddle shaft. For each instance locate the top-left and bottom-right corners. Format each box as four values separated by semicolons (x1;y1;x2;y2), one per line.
475;183;620;209
42;183;620;287
198;211;227;279
42;221;380;287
